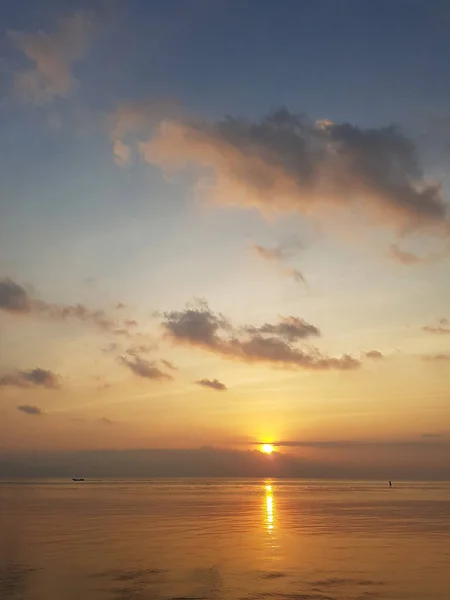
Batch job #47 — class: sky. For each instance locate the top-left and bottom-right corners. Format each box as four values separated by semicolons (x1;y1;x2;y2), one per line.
0;0;449;478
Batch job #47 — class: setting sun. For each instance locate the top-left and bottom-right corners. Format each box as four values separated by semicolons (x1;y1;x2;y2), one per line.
261;444;274;454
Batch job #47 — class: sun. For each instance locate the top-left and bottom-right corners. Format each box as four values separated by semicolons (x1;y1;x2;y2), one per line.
261;443;274;454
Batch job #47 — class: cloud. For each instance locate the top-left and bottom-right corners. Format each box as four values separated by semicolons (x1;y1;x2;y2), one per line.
423;318;450;334
0;277;138;338
0;368;60;389
252;239;306;286
163;299;230;348
0;278;32;313
108;98;180;166
422;353;450;361
118;355;172;381
162;300;359;371
139;108;449;237
364;350;384;360
388;243;448;265
196;378;227;391
253;438;450;449
243;316;320;342
113;140;131;166
389;244;423;265
160;359;177;370
17;404;43;416
124;319;138;328
10;11;95;104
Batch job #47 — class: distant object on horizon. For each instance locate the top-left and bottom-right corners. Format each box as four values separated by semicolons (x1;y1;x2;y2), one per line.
72;478;85;482
389;480;392;487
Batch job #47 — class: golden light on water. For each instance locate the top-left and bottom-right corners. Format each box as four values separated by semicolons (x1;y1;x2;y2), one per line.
265;481;274;531
261;443;274;454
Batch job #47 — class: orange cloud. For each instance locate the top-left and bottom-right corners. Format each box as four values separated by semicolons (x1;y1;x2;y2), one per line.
389;244;423;265
139;109;449;237
10;11;95;103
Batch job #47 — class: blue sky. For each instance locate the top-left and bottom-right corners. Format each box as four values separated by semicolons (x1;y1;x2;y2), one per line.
0;0;449;475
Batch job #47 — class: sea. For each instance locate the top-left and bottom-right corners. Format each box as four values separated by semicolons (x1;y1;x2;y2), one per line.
0;479;449;600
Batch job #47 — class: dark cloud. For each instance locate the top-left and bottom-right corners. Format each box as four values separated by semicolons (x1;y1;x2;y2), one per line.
364;350;384;360
0;277;137;337
244;316;319;342
118;355;172;381
0;368;60;389
163;299;230;348
162;300;359;371
140;108;450;237
0;278;32;313
2;445;449;479
196;378;227;391
17;404;43;416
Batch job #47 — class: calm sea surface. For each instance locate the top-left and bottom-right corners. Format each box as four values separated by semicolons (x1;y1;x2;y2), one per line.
0;479;449;600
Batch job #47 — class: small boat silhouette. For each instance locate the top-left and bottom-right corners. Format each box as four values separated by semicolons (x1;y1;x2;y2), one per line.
72;478;85;482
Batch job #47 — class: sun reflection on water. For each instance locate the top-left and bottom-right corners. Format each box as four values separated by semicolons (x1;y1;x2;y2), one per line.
265;481;274;532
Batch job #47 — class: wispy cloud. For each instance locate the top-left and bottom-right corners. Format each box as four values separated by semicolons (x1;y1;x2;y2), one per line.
17;404;43;416
162;300;359;371
252;239;306;286
423;318;450;334
9;11;96;104
0;368;60;389
196;378;227;391
161;359;177;371
0;277;140;338
118;355;172;381
422;353;450;361
389;244;423;265
139;108;450;239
